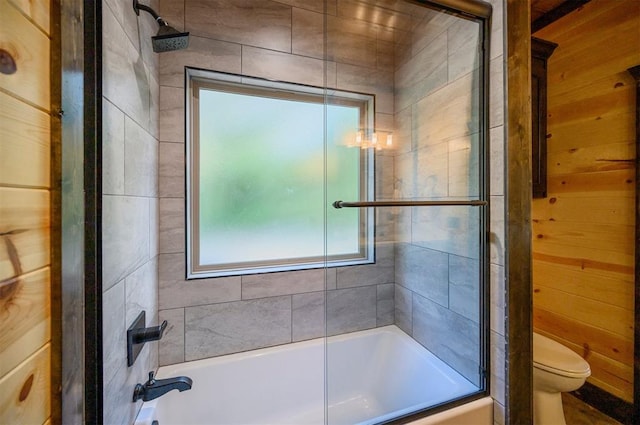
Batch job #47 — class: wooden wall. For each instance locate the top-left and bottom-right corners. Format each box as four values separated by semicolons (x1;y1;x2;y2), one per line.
0;0;53;423
532;0;640;402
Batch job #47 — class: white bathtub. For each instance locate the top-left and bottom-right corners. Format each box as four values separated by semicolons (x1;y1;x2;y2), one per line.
134;326;492;425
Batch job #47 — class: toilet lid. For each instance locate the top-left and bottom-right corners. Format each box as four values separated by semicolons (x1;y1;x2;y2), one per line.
533;333;591;378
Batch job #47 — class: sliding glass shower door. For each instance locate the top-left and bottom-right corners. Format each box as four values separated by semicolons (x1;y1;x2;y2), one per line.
322;0;490;423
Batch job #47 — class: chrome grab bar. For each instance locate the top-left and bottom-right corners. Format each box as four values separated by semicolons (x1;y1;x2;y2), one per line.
332;200;488;209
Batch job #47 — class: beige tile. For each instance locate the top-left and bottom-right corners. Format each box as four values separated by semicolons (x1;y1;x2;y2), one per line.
411;9;454;58
185;0;292;53
159;36;241;88
336;62;393;114
327;15;378;68
124;116;158;197
159;197;185;254
292;8;323;59
336;0;412;31
159;141;185;198
160;0;185;32
159;86;184;143
242;46;325;87
158;253;241;309
159;308;185;366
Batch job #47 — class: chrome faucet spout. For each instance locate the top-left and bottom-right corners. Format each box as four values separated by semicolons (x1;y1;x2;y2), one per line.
133;371;193;402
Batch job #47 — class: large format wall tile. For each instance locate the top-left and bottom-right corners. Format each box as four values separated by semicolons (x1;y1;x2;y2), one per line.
447;18;480;82
102;98;125;195
103;4;150;129
242;268;330;299
159;253;241;309
394;284;412;334
160;36;241;88
412;293;480;386
448;254;480;322
336;243;394;288
103;195;150;291
411;205;480;260
185;296;292;359
292;291;325;342
242;46;325;88
377;284;394;326
395;244;448;307
326;286;377;336
125;258;159;328
186;0;292;53
125;116;158;197
159;308;185;366
159;197;185;254
158;142;185;198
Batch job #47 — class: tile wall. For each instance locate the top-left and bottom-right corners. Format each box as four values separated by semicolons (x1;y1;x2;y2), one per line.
101;0;160;423
153;0;507;424
157;0;397;365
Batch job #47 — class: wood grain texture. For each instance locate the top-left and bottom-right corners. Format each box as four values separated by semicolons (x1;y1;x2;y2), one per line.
0;268;51;377
0;0;50;110
0;344;51;425
8;0;50;34
532;0;639;403
0;91;51;188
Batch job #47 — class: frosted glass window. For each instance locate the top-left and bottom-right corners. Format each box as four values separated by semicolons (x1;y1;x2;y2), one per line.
187;71;373;278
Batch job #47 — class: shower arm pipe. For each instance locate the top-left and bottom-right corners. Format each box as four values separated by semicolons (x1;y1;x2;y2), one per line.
133;0;168;26
332;200;488;209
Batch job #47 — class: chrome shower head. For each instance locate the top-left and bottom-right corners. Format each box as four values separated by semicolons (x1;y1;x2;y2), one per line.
133;0;190;53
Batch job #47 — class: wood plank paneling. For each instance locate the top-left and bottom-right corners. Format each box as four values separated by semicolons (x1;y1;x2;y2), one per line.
532;0;639;402
0;344;51;425
0;0;52;422
0;91;51;188
0;0;50;110
0;268;51;377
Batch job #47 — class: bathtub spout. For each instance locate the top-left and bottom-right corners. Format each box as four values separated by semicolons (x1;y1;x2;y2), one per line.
133;371;193;402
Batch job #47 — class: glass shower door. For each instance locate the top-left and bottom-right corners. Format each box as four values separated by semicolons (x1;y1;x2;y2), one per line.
323;0;490;423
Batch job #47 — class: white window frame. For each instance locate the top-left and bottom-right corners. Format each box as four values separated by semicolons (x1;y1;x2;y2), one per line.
186;68;375;279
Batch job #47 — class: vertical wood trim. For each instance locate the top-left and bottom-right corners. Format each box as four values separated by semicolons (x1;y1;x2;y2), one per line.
50;0;62;423
626;64;640;425
506;0;533;423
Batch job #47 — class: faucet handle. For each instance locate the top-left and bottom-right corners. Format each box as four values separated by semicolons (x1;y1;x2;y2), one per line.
148;371;155;383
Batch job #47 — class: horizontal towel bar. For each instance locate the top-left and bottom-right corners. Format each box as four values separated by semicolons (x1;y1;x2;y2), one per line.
332;200;488;209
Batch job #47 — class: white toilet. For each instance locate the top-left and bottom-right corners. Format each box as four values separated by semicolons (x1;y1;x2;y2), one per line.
533;332;591;425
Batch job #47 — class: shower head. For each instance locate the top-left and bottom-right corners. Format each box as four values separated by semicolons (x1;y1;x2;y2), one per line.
133;0;190;53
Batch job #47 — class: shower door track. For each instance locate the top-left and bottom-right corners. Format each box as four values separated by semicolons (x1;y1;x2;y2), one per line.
332;200;487;208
